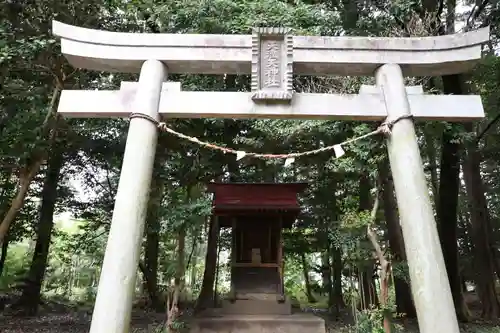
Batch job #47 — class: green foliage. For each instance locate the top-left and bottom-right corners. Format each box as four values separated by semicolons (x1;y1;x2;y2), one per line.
341;210;373;229
284;255;307;297
391;261;410;284
0;243;30;290
353;307;403;333
136;0;339;35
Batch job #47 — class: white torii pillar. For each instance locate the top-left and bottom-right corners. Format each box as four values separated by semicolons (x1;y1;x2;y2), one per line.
375;65;459;332
52;21;489;333
88;60;167;333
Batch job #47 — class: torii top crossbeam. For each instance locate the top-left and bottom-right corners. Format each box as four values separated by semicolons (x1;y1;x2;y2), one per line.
53;21;489;77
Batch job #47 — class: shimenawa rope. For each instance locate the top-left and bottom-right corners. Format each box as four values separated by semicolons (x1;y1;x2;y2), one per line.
128;113;412;161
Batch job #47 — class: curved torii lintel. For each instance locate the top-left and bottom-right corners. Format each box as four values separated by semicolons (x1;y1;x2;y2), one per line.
53;20;489;76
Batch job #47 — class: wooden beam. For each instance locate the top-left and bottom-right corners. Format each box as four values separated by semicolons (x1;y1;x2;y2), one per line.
58;89;484;122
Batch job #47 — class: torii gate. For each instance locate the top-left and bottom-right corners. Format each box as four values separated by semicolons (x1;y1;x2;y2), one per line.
52;21;489;333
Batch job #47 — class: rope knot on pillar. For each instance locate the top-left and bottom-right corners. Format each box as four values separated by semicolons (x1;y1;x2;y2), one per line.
129;112;160;125
378;114;414;136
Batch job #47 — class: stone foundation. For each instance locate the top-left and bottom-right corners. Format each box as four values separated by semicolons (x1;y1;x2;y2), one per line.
221;299;291;315
190;313;326;333
220;292;291;315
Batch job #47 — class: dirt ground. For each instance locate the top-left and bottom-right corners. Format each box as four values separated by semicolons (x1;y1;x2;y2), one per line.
1;294;499;333
2;309;500;333
1;309;167;333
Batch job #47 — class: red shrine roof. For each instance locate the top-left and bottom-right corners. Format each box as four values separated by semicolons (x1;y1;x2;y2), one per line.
207;182;307;213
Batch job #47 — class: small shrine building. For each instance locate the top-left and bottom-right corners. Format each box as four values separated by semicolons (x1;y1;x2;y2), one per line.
207;182;307;314
191;182;326;333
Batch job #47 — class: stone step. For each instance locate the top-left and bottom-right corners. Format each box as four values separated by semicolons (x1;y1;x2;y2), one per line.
234;292;284;301
190;313;326;333
221;299;291;315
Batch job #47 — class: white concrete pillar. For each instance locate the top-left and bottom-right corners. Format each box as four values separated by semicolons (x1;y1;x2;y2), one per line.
89;59;167;333
375;64;459;333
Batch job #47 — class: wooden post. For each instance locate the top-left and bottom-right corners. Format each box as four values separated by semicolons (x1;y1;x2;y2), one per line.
239;223;243;262
230;217;237;301
268;223;272;263
277;217;284;302
231;218;237;266
375;63;460;333
89;60;166;333
212;216;221;307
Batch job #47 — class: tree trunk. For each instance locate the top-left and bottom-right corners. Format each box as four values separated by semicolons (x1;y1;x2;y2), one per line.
175;224;186;300
0;87;60;246
138;262;153;300
188;221;203;290
18;148;63;315
328;175;344;314
0;159;43;246
143;144;168;311
301;253;316;303
358;174;378;309
366;190;391;332
166;222;186;329
462;123;500;319
189;241;198;289
424;130;439;208
196;216;219;311
340;0;359;34
461;277;467;293
437;74;470;322
321;250;333;302
359;269;378;309
332;245;344;317
379;158;416;318
0;234;10;278
196;138;239;312
144;179;165;311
